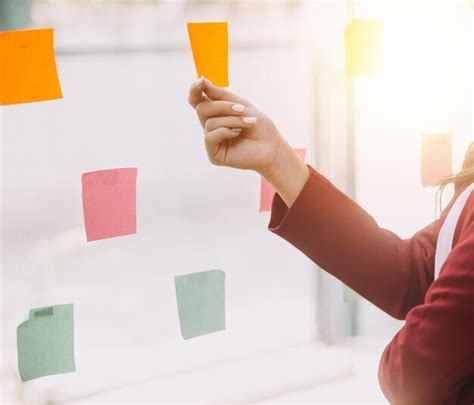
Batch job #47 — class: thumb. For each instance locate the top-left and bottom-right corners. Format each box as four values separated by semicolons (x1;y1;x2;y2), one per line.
201;77;248;105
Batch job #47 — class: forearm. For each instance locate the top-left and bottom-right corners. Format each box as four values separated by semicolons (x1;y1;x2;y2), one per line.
268;166;435;319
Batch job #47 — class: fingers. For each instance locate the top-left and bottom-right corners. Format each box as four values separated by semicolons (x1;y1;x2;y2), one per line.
196;100;247;119
205;127;241;156
188;77;206;108
205;115;257;133
201;77;248;104
188;76;248;108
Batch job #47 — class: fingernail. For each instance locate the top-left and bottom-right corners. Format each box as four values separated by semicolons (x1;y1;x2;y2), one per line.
232;104;245;113
231;128;242;133
243;117;257;124
194;77;204;86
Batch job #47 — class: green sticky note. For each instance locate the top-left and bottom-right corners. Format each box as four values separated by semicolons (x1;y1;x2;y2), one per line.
175;270;225;340
343;285;359;302
17;303;76;382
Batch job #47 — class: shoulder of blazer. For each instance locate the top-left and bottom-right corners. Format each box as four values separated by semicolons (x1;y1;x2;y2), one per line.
434;184;473;279
452;185;474;246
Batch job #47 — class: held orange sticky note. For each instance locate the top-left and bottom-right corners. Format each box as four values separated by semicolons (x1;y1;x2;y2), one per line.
0;28;63;106
82;168;137;242
187;22;228;87
259;148;306;212
344;19;383;78
421;133;453;187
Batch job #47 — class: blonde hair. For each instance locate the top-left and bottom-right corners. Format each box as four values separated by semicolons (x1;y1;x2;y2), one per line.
437;141;474;212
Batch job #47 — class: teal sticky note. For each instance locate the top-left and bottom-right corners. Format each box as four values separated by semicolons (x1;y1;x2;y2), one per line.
175;270;225;340
17;303;76;382
343;285;359;302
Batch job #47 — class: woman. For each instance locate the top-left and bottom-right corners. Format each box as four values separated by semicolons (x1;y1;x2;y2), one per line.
188;77;474;405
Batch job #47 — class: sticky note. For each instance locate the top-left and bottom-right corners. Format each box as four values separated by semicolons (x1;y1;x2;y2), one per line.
0;28;63;106
260;148;306;212
82;168;137;242
187;22;228;87
343;285;359;302
175;270;225;340
344;19;383;78
17;304;75;382
421;133;453;187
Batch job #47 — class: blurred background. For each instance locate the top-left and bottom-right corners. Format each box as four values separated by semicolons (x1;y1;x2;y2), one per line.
1;0;472;403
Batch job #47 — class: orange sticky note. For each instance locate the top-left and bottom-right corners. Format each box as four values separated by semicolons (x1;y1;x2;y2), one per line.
421;133;453;187
0;28;63;106
82;168;137;242
187;22;228;87
259;148;306;212
344;19;383;78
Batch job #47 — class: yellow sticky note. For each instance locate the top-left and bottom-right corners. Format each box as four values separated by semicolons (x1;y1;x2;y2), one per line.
187;22;229;87
344;19;383;78
0;28;63;106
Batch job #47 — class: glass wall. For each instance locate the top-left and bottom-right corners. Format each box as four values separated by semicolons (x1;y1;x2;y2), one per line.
1;1;471;403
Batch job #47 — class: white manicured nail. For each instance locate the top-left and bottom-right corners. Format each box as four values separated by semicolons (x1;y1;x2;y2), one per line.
231;128;242;133
232;104;245;113
243;117;257;124
194;77;204;86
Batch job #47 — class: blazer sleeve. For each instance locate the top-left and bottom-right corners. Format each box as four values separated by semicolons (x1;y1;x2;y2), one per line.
378;201;474;404
268;166;440;320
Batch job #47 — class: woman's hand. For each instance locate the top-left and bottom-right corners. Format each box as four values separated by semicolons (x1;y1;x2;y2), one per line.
188;77;284;176
188;77;309;208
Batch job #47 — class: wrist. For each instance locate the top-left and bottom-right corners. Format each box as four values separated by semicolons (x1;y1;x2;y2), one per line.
262;142;309;208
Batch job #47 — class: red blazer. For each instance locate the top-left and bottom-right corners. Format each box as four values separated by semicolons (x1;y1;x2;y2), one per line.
269;166;474;405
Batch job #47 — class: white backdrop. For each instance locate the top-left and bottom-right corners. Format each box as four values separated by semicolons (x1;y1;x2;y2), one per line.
1;7;320;402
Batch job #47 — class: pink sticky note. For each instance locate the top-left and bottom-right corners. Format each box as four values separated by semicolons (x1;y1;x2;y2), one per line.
82;168;137;242
421;133;453;187
259;148;306;212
